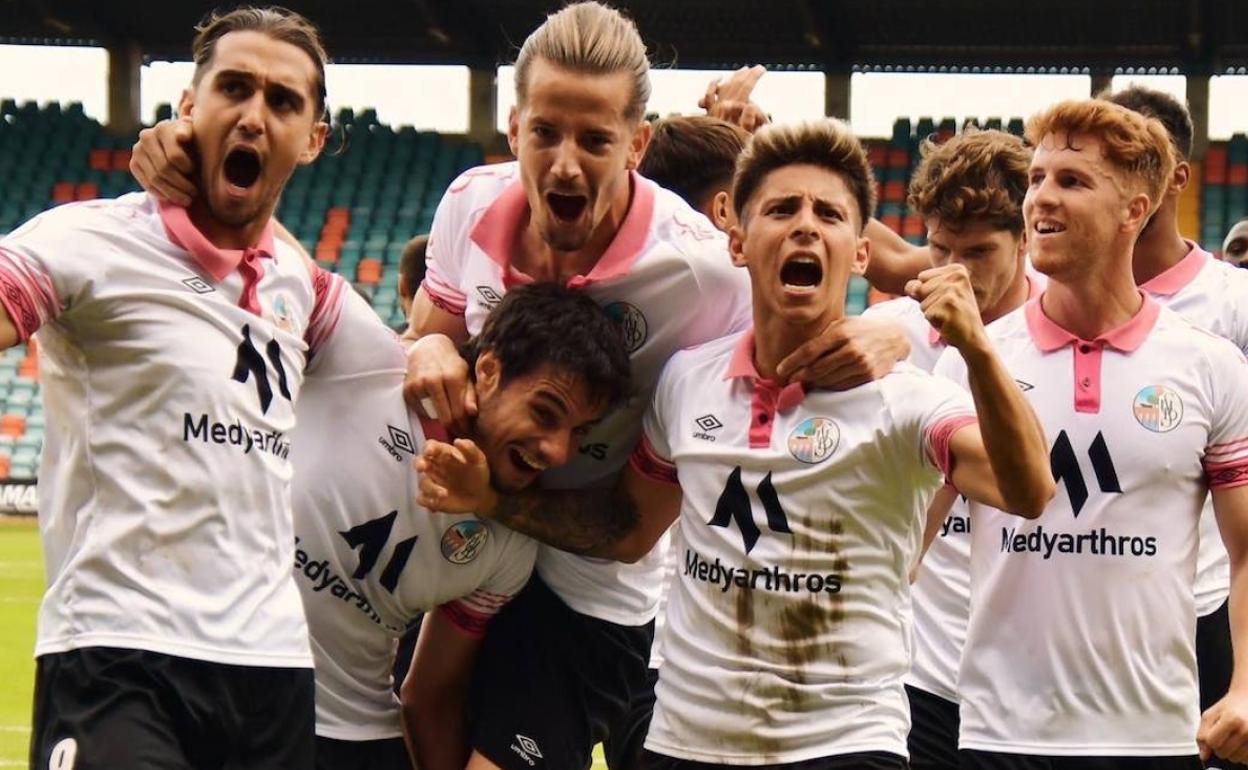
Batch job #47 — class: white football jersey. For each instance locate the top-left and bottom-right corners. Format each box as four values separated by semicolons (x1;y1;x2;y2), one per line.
0;193;337;668
1140;242;1248;616
902;274;1045;703
938;295;1248;756
421;162;752;625
291;288;537;739
636;329;977;764
861;296;947;371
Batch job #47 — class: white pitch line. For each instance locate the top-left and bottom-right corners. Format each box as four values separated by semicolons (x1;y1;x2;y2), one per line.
0;725;30;732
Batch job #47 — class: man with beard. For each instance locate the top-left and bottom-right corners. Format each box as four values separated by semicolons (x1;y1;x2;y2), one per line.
289;282;629;770
1;8;333;768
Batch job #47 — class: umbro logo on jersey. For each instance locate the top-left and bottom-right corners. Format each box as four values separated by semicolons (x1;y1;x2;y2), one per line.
477;286;503;309
694;414;723;441
710;466;791;553
182;276;214;294
509;734;542;766
379;425;416;461
1015;379;1034;392
232;324;291;414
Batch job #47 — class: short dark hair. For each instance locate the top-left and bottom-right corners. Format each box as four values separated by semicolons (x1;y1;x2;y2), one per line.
732;119;876;231
192;6;329;119
399;234;430;300
1104;85;1193;160
462;283;631;409
640;115;749;210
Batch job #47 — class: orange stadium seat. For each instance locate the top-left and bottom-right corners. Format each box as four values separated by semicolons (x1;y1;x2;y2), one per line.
52;182;75;204
1;414;26;438
75;182;99;201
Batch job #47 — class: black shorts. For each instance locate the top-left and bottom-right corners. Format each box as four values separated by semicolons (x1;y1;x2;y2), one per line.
602;666;660;770
907;685;960;770
1196;600;1246;770
640;749;908;770
468;573;654;770
315;735;411;770
30;647;314;770
959;750;1202;770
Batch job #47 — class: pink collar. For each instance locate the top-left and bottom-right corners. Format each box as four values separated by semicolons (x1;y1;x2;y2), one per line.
927;274;1043;346
1024;290;1160;353
158;198;276;280
1139;240;1211;297
723;330;807;411
468;172;655;288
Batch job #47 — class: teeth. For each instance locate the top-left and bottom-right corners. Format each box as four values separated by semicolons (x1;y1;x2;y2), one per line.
1036;221;1065;234
514;448;547;472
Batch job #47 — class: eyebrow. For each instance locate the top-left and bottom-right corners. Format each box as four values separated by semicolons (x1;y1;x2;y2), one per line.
533;390;571;417
214;68;308;111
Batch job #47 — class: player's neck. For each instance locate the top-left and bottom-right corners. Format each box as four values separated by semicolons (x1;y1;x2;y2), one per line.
186;199;273;251
1131;200;1189;286
751;309;839;382
516;175;634;282
1042;256;1142;341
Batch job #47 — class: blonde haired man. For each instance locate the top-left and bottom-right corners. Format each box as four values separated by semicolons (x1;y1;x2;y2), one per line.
944;99;1248;770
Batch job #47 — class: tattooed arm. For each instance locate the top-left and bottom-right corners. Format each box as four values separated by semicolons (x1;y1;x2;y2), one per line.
417;438;682;561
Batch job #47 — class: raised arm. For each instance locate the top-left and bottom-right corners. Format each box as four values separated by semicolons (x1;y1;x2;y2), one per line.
912;264;1053;517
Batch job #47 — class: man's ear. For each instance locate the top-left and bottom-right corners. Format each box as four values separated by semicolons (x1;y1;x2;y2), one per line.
1172;161;1191;195
1124;192;1152;235
626;119;653;171
711;191;733;233
474;351;501;398
507;106;521;158
728;222;749;268
852;235;871;277
177;87;195;120
298;122;329;166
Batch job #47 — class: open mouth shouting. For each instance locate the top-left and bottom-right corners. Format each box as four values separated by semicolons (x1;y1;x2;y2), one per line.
546;191;588;223
223;145;263;196
779;253;824;294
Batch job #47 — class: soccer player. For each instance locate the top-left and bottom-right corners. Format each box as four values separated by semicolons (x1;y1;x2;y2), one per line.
639;114;749;230
3;8;332;768
860;128;1041;770
290;282;630;770
419;117;1054;768
945;99;1248;769
1226;218;1248;266
1101;86;1248;770
402;5;911;769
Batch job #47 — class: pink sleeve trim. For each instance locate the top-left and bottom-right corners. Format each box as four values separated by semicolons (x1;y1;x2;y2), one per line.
924;413;979;478
1206;460;1248;490
422;275;467;316
629;434;678;485
437;599;497;639
0;246;58;340
305;268;346;354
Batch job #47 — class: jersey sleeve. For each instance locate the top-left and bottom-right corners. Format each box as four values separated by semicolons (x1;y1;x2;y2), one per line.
629;355;681;485
1202;341;1248;490
420;168;493;317
891;365;978;478
304;267;349;356
686;236;753;341
435;530;537;638
304;280;405;378
0;205;102;341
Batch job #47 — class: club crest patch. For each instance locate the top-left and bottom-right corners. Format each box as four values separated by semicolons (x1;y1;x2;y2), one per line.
441;520;488;564
788;417;839;464
1132;385;1183;433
